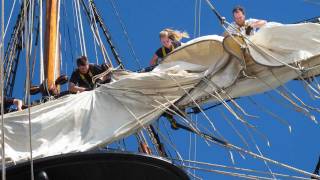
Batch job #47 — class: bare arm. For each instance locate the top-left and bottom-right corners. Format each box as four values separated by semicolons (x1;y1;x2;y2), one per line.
13;99;22;111
69;82;86;93
150;54;159;66
250;20;267;28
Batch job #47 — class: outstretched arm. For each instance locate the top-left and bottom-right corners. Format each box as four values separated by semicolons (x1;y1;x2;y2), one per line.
150;54;159;66
250;20;267;28
69;82;87;93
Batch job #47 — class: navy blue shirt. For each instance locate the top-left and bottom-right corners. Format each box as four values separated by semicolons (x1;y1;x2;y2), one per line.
69;64;105;89
155;41;181;58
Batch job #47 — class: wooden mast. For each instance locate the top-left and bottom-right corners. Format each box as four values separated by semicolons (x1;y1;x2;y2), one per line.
44;0;59;89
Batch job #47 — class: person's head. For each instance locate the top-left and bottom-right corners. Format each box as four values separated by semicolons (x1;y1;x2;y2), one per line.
232;6;246;26
159;29;189;48
76;56;89;74
159;30;173;49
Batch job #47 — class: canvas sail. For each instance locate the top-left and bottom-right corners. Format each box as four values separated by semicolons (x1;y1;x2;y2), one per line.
2;23;320;163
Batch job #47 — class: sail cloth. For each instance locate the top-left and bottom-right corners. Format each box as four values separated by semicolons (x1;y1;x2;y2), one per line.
2;23;320;163
248;23;320;67
160;35;242;107
2;61;213;163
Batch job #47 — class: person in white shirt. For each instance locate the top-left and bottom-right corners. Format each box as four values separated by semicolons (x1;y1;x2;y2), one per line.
225;6;267;36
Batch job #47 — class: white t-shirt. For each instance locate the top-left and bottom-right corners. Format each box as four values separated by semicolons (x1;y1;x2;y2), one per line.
226;18;259;36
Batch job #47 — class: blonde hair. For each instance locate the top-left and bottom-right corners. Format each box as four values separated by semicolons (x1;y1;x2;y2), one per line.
159;28;189;42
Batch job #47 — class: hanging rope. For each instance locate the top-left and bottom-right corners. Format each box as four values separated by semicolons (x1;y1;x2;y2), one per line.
73;0;84;55
247;97;292;133
198;0;201;37
64;0;75;66
55;0;61;82
89;0;124;68
193;115;198;176
171;117;320;179
70;0;80;58
77;0;112;65
25;0;35;179
193;0;202;38
108;0;142;69
39;0;44;83
193;0;198;38
87;0;112;65
3;0;16;40
75;0;87;56
181;164;274;180
1;0;6;179
173;159;312;180
219;110;250;149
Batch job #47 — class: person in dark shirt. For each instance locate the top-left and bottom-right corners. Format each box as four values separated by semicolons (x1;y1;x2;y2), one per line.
1;97;23;113
69;56;106;93
150;28;189;66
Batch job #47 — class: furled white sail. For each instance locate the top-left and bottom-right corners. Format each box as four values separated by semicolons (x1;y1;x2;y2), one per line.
2;23;320;163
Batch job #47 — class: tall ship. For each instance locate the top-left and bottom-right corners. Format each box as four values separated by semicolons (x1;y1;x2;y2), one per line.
0;0;320;179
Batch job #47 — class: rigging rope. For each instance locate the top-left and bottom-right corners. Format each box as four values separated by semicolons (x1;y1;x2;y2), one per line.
198;0;201;37
193;115;198;176
193;0;198;38
181;165;274;180
55;0;61;81
25;0;35;179
73;0;84;55
89;0;123;68
61;0;75;69
193;0;202;38
1;0;6;179
165;110;320;179
247;97;292;133
87;0;112;65
219;110;250;150
173;159;312;180
108;0;142;69
78;0;112;65
39;0;44;83
76;0;87;56
244;125;276;179
70;0;80;58
204;0;226;25
3;0;16;40
168;75;219;134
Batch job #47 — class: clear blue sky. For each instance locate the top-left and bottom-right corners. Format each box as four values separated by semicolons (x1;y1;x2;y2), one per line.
2;0;320;179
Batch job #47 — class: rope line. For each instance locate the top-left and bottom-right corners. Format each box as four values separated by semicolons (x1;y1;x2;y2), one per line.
1;0;6;178
108;0;142;69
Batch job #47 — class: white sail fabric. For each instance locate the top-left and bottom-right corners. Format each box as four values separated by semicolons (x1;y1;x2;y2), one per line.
2;62;208;163
248;23;320;67
2;23;320;163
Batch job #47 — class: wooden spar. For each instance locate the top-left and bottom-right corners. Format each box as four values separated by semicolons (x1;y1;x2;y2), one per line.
44;0;59;88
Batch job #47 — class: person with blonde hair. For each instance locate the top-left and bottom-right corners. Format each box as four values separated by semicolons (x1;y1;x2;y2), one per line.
150;28;189;66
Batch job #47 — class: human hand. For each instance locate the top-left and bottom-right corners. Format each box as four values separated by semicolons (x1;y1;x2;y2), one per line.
245;25;253;35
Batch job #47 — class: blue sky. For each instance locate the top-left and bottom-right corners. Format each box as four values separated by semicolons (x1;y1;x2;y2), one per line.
2;0;320;179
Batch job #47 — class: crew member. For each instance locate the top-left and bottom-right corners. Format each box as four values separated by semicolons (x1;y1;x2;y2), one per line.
69;56;107;93
150;28;189;66
225;6;267;36
0;97;23;113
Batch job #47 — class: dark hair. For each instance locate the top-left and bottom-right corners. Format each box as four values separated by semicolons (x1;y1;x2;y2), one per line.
76;56;88;66
232;6;245;15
